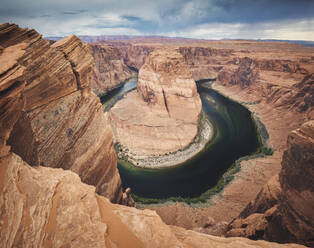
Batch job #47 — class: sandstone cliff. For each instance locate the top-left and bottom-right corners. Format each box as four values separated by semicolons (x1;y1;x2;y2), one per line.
109;48;202;158
0;24;311;247
137;49;201;124
112;42;154;70
89;44;135;95
1;151;305;248
0;23;122;202
0;25;305;246
216;57;313;118
226;121;314;247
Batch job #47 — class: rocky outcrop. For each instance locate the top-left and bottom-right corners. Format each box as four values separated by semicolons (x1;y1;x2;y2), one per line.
0;151;306;248
217;57;259;88
105;44;233;80
137;49;201;124
0;38;303;246
0;23;122;202
178;46;233;80
0;25;312;247
109;48;202;158
89;44;135;95
113;43;154;70
227;121;314;247
216;57;313;118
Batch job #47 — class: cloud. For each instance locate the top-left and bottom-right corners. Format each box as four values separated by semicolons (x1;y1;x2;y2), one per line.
0;0;313;40
162;18;314;40
62;9;88;15
122;15;142;22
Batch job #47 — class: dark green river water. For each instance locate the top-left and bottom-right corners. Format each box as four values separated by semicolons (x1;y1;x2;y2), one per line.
102;78;262;202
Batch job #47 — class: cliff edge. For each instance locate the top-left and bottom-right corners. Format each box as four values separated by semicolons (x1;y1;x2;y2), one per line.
227;120;314;247
0;23;122;202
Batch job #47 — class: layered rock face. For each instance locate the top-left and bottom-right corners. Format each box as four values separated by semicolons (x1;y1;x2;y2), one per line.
216;57;313;118
104;42;154;70
1;25;305;248
89;44;135;95
109;48;202;157
1;152;306;248
137;49;201;124
227;121;314;247
0;23;122;202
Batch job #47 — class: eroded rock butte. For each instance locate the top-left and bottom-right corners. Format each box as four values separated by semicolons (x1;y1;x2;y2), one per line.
109;48;202;162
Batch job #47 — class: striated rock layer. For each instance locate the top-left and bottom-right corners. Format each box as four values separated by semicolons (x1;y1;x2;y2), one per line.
0;152;305;248
226;121;314;247
89;44;136;95
109;48;202;158
0;23;122;202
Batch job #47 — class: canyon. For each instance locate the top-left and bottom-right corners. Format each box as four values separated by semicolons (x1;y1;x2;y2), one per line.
0;22;313;247
89;36;313;244
89;38;313;237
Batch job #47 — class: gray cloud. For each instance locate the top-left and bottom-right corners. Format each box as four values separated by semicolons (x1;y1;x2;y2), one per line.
0;0;313;40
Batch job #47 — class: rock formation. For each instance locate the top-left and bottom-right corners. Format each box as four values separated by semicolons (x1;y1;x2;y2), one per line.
1;152;305;248
89;44;135;95
226;120;314;247
109;48;202;158
0;23;122;202
97;38;314;237
0;24;306;248
117;43;154;70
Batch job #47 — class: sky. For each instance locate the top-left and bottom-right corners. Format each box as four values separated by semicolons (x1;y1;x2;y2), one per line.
1;0;314;40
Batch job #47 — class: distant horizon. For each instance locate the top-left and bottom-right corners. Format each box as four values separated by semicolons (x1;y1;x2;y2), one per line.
43;33;314;47
45;33;314;43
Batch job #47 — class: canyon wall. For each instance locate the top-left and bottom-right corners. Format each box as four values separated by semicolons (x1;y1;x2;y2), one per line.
103;40;314;240
0;23;122;202
227;120;314;247
102;42;313;118
89;44;135;95
110;42;154;70
0;23;306;248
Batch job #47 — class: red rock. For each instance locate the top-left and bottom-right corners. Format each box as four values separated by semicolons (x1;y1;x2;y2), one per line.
109;48;202;159
227;121;314;247
89;44;136;95
0;23;122;202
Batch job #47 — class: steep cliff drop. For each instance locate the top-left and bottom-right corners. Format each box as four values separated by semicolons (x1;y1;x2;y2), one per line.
0;23;122;202
108;48;202;166
227;120;314;247
89;43;136;96
0;23;306;248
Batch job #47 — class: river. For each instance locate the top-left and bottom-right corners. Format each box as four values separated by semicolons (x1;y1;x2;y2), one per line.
101;78;262;203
